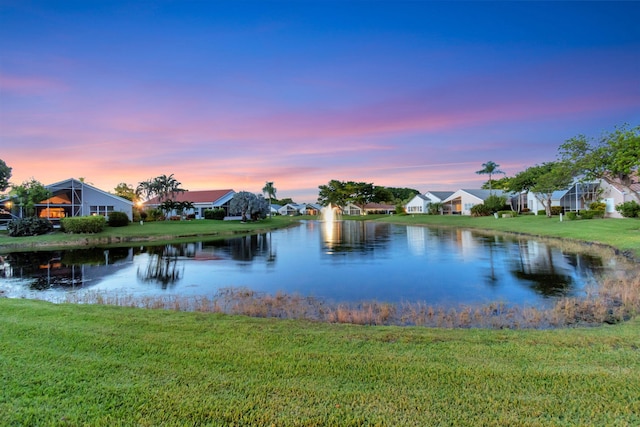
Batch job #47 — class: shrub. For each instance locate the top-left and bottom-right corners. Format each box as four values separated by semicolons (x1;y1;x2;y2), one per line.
550;206;563;215
204;208;226;220
107;211;129;227
497;210;517;218
616;201;640;218
580;210;596;220
7;217;53;237
470;204;492;217
61;216;106;234
589;202;606;213
566;212;578;220
484;194;507;213
143;208;164;222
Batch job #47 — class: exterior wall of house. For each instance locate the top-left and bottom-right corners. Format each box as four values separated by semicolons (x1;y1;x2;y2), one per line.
81;187;133;220
405;195;427;213
598;180;640;218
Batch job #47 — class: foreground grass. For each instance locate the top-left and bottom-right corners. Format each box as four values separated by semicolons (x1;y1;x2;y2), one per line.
1;299;638;426
0;216;299;252
381;214;640;260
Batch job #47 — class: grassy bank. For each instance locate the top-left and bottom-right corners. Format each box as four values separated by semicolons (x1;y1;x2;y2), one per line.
0;216;299;253
2;299;639;426
380;214;640;260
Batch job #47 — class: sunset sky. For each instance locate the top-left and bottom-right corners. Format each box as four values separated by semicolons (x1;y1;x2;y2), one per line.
1;1;639;202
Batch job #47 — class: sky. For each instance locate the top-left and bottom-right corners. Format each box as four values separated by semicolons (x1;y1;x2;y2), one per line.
1;1;639;202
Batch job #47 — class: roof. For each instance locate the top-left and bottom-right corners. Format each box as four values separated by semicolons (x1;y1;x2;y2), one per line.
46;178;133;205
145;189;234;205
426;191;455;201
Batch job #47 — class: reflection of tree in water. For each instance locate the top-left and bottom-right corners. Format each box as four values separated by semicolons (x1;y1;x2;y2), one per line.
137;245;184;289
511;241;575;297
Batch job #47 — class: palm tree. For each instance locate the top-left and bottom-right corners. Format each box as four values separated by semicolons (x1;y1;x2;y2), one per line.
476;161;505;193
262;181;277;217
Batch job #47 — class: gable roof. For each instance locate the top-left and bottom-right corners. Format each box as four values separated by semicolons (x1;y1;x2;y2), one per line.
46;178;133;205
426;191;455;201
145;189;234;205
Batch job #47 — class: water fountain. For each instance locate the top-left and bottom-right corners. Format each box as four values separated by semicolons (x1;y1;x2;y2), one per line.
320;204;342;252
320;204;342;222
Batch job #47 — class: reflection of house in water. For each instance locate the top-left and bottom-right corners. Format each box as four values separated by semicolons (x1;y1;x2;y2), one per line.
321;221;391;255
3;248;134;290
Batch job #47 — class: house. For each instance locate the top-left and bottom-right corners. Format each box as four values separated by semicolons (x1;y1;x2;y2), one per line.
442;189;510;215
144;189;235;219
269;204;282;216
341;203;362;216
0;178;133;223
304;203;323;216
526;181;600;214
278;203;306;216
598;178;640;218
405;191;454;214
363;203;396;215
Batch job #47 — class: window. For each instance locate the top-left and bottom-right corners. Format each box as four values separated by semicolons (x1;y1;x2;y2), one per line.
90;205;115;216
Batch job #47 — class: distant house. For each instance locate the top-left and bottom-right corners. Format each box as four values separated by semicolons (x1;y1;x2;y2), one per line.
278;203;306;216
363;203;396;215
304;203;323;215
269;204;282;216
0;178;133;223
144;189;235;218
341;203;362;216
442;189;510;215
405;191;454;214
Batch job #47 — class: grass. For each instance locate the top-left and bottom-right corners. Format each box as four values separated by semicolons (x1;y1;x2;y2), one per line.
380;214;640;260
1;298;639;426
0;216;299;252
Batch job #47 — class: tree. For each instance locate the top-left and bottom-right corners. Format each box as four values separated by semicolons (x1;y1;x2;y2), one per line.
230;191;268;222
11;179;52;217
0;159;12;192
559;124;640;200
137;174;186;203
262;181;277;217
114;183;137;202
476;161;505;192
317;180;351;207
481;176;511;191
515;162;573;217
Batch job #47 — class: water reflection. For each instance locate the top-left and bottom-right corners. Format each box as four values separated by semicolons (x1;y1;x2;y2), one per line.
321;220;391;254
0;223;625;307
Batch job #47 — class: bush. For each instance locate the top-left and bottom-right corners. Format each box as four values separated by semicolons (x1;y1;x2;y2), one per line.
589;202;606;213
143;208;164;222
566;212;578;220
497;210;517;218
470;204;492;217
580;210;596;220
7;217;53;237
107;211;130;227
204;208;226;220
61;216;106;234
550;206;563;215
484;195;507;213
616;201;640;218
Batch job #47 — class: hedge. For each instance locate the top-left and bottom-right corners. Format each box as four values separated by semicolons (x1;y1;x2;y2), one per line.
61;216;106;234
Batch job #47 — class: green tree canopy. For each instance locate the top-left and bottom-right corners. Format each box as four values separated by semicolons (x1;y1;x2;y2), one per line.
558;124;640;200
317;180;401;208
515;162;573;217
114;183;137;202
0;159;12;192
11;179;52;217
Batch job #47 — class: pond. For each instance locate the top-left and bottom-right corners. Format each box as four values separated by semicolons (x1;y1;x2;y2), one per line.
0;221;625;308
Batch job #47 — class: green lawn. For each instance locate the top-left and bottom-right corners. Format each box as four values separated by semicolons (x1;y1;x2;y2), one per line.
380;214;640;259
1;298;639;426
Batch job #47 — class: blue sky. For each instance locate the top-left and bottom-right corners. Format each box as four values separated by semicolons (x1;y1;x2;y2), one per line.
1;1;639;201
